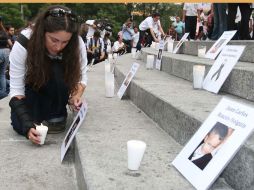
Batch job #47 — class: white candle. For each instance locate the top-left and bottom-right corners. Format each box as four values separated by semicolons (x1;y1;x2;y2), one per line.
155;43;159;50
131;48;136;59
108;54;113;62
167;40;174;53
105;72;114;97
193;65;206;89
198;45;206;58
105;59;111;73
127;140;146;170
146;55;154;69
35;123;48;145
151;42;156;49
113;53;118;59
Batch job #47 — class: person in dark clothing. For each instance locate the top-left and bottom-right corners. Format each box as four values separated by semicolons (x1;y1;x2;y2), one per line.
227;3;252;40
0;18;11;99
86;30;105;64
9;5;88;144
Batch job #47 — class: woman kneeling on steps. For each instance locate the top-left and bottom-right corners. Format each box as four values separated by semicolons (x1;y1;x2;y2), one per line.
9;5;88;144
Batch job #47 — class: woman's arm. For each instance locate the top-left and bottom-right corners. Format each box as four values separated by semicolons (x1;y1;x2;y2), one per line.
68;37;88;111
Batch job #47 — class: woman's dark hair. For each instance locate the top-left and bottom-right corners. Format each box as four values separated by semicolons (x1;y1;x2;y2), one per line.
25;5;81;95
152;12;161;18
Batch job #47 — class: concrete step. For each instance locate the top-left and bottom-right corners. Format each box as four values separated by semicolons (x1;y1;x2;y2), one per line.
114;53;254;190
175;40;254;63
0;98;78;190
142;48;254;102
74;62;232;190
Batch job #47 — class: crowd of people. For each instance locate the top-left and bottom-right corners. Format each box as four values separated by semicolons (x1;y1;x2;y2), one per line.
1;3;254;144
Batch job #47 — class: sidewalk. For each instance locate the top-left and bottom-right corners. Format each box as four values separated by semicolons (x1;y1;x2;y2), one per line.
0;97;78;190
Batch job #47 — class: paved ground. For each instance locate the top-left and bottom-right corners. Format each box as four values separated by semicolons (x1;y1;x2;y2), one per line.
0;97;78;190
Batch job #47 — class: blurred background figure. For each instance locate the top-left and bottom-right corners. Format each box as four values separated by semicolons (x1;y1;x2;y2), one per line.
172;16;184;40
86;30;105;65
0;16;10;99
182;3;201;40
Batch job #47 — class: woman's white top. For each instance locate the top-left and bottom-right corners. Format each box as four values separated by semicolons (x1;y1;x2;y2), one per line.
9;28;88;98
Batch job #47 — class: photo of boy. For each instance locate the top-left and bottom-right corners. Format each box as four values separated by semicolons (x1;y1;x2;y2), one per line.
210;39;226;53
157;49;162;60
124;72;133;86
189;122;232;170
65;116;80;147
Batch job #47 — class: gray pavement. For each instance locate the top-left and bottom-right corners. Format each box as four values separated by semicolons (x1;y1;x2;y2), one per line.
0;97;78;190
75;61;232;190
114;53;254;190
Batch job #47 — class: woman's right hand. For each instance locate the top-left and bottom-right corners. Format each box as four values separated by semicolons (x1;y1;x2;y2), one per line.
27;128;41;144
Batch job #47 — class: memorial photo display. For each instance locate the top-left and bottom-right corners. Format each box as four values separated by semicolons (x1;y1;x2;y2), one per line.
172;98;254;190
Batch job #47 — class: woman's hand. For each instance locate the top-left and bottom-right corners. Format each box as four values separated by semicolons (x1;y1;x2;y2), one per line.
27;128;41;144
68;95;82;112
68;83;85;112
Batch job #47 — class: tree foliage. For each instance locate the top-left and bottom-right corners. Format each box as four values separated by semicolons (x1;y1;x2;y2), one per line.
0;3;31;29
0;3;182;37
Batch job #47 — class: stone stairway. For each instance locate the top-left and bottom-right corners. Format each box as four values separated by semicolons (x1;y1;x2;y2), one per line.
74;61;231;190
113;43;254;190
1;41;253;190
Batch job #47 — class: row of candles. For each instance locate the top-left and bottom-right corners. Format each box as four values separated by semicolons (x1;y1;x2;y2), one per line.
105;43;207;98
146;43;207;89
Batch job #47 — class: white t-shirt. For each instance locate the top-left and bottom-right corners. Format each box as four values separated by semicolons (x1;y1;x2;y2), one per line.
105;38;112;53
9;28;88;98
132;32;140;47
112;41;125;52
139;17;161;34
183;3;201;16
86;20;95;38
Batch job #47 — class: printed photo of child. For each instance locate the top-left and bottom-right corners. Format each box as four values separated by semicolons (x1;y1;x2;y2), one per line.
189;122;233;170
124;72;133;86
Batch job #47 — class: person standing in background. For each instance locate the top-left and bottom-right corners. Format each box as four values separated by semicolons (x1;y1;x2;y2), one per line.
210;3;227;40
182;3;201;40
0;16;11;99
132;26;139;48
227;3;252;40
122;18;134;53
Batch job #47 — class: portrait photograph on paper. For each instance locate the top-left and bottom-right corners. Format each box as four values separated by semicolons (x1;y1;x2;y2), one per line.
172;98;254;190
205;30;237;59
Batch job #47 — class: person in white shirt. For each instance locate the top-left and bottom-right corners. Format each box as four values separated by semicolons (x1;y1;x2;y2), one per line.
136;12;165;50
132;26;140;48
9;5;88;144
182;3;201;40
112;34;126;55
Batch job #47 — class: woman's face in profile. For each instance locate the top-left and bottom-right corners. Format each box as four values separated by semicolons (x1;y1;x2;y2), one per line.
45;30;72;56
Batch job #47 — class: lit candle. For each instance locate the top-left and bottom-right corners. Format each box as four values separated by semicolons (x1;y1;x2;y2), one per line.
105;72;114;97
146;55;154;69
35;123;48;145
193;65;206;89
198;45;206;58
167;40;174;53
